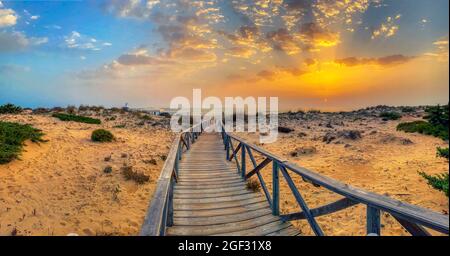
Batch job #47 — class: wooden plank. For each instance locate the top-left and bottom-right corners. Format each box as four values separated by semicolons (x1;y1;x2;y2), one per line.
174;190;253;199
173;193;263;204
393;215;431;236
174;202;271;218
281;198;359;221
215;220;292;236
174;208;273;226
175;182;244;190
174;197;267;211
175;185;247;194
266;226;301;236
167;214;280;236
245;158;272;179
367;206;381;235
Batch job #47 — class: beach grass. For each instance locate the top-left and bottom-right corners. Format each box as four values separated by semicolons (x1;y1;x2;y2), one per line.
0;103;22;114
52;113;101;124
0;121;46;164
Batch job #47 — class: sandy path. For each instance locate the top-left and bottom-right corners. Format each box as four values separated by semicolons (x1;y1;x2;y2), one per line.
0;113;173;236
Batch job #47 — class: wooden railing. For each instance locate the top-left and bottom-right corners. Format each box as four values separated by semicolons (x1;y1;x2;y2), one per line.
140;120;208;236
220;125;449;236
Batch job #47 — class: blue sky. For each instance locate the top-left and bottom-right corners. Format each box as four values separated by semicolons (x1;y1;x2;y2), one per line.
0;0;448;110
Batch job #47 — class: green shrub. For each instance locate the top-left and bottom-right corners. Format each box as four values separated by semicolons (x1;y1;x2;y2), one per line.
437;147;449;160
424;104;449;128
397;121;448;140
0;121;46;164
379;112;402;120
52;113;101;124
91;129;114;142
419;172;449;197
0;103;22;114
401;106;415;113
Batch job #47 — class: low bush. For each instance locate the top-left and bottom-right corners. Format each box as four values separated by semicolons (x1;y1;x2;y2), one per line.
121;166;150;184
437;147;449;160
278;126;294;133
52;113;101;124
0;121;46;164
246;179;261;192
379;112;402;120
401;106;416;113
419;172;449;197
0;103;22;114
91;129;114;142
397;121;448;141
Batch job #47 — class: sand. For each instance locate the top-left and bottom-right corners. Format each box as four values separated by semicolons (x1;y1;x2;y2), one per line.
235;110;449;236
1;107;448;236
0;111;174;236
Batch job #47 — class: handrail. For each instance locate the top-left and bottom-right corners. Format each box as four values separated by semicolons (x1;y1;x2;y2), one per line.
220;125;449;236
140;120;210;236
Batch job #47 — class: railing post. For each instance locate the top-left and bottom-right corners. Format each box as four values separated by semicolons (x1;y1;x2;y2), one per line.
167;179;174;227
367;206;381;235
226;136;230;160
241;145;246;179
272;160;279;216
175;147;180;175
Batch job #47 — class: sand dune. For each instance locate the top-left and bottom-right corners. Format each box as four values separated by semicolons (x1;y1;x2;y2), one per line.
236;110;449;236
0;107;448;236
0;112;173;236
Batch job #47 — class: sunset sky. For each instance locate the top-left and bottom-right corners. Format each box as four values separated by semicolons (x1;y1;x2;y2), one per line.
0;0;448;111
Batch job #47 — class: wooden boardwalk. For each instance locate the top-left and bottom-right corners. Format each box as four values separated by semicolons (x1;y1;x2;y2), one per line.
166;133;300;236
141;123;448;236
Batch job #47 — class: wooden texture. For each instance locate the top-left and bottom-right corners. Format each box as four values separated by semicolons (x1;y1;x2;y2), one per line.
167;133;298;236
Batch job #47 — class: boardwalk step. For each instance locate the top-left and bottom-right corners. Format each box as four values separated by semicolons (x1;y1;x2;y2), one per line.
166;214;281;236
174;197;266;211
174;208;273;226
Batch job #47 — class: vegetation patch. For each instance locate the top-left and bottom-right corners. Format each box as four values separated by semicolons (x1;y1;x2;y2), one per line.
91;129;115;142
121;165;150;184
52;113;101;124
419;172;449;197
246;178;261;192
0;121;46;164
397;121;448;141
379;112;402;121
278;126;294;133
0;103;22;114
437;147;449;160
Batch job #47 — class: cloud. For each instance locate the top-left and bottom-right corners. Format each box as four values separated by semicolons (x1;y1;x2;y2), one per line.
298;22;340;48
0;31;48;52
117;47;175;65
102;0;160;19
255;66;307;81
166;47;217;62
30;15;40;20
0;6;18;27
64;31;110;51
266;28;301;55
335;54;414;67
226;46;255;58
424;37;449;62
371;15;401;39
